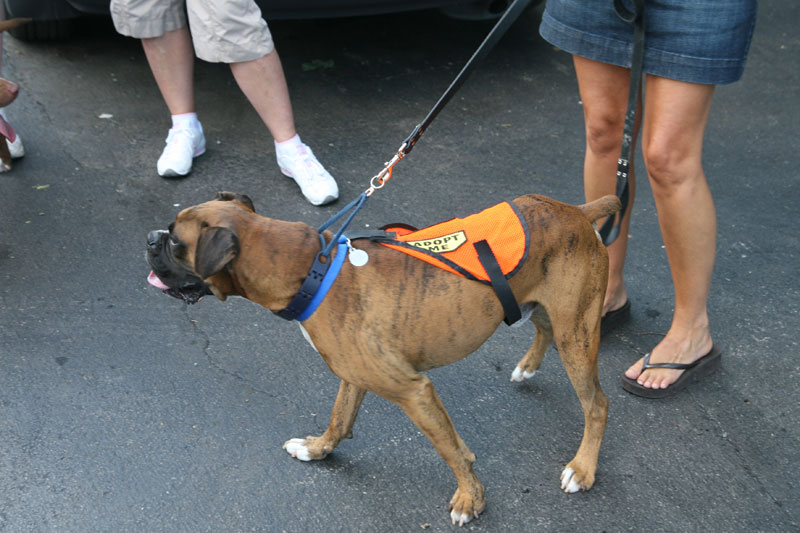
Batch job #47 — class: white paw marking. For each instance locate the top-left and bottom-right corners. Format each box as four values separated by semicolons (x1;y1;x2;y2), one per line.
450;509;474;526
0;161;10;173
283;438;312;461
510;366;537;382
560;467;581;493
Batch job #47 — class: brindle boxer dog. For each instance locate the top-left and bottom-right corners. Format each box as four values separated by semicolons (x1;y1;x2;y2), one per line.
146;192;619;526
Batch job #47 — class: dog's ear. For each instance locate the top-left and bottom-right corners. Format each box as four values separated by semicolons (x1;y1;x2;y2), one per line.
214;192;255;213
195;226;239;279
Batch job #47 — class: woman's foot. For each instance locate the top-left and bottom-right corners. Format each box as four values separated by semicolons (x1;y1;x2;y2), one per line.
601;278;628;317
602;295;629;318
624;326;713;390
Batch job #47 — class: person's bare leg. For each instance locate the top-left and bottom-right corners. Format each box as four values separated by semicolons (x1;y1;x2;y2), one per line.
141;27;195;115
230;50;296;142
624;76;716;390
573;56;641;315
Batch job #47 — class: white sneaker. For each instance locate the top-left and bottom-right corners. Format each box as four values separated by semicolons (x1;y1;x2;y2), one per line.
157;125;206;177
7;135;24;159
277;143;338;206
0;109;23;159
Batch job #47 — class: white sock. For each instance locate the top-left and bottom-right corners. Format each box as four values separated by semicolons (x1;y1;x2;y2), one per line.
274;134;303;155
171;112;201;130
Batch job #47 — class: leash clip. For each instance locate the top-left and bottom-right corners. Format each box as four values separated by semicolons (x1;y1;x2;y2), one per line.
365;143;407;196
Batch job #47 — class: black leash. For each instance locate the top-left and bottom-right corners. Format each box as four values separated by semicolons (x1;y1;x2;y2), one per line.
277;0;531;322
401;0;533;156
598;0;645;246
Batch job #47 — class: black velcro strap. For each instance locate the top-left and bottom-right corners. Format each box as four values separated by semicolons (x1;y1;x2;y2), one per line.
473;239;522;326
276;251;331;321
344;229;396;241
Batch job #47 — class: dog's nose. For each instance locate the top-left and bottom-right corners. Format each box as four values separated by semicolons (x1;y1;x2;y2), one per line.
147;230;166;249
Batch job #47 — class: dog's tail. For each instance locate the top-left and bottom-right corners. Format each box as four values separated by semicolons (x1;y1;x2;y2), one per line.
578;195;622;223
0;18;32;33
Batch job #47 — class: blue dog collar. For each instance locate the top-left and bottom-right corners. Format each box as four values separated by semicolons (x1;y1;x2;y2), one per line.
296;237;349;322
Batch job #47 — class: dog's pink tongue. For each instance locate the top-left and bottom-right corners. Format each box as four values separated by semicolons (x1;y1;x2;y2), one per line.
147;271;170;290
0;115;16;142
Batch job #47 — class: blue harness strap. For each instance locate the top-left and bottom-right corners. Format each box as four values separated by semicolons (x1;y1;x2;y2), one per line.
277;194;368;322
276;236;349;322
297;238;349;322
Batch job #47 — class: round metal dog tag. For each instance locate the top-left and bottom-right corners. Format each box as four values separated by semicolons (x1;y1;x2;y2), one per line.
348;248;369;267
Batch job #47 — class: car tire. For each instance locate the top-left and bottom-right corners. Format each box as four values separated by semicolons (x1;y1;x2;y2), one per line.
8;19;73;41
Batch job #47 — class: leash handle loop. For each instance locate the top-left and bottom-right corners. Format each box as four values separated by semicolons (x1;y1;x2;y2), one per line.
613;0;644;23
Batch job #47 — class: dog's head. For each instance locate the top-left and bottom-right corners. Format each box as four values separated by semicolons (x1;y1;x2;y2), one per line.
146;192;255;303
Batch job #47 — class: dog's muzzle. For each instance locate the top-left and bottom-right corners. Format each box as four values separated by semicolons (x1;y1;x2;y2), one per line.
146;230;211;304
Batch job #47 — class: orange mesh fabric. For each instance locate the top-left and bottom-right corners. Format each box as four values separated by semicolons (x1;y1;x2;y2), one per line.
380;201;529;283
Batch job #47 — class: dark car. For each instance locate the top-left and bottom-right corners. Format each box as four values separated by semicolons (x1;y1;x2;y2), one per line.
4;0;522;40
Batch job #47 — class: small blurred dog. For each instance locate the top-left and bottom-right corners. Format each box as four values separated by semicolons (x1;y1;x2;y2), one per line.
0;18;31;172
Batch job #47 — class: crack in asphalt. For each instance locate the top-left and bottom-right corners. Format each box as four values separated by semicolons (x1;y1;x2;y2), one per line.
179;306;321;431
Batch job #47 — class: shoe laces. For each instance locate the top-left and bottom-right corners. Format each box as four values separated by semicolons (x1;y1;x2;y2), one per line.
286;145;328;183
163;127;198;157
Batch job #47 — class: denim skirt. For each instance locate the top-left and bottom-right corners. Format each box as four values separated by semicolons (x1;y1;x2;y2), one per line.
539;0;758;85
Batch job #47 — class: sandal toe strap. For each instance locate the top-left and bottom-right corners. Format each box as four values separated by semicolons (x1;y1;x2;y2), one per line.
641;352;701;371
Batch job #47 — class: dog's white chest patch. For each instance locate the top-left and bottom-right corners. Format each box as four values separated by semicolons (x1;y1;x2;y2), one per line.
297;322;319;352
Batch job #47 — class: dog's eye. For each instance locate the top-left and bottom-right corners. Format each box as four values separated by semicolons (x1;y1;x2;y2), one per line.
170;240;187;259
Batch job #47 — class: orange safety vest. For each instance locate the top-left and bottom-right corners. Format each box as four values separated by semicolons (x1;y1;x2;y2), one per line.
378;201;529;284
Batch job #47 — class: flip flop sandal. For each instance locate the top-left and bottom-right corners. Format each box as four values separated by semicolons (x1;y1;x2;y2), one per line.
601;299;631;336
620;345;722;399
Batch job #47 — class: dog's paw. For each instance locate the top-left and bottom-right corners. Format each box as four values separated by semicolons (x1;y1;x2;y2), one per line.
450;508;478;527
560;466;593;493
0;160;10;173
283;438;313;461
510;365;536;382
283;436;333;461
448;487;485;526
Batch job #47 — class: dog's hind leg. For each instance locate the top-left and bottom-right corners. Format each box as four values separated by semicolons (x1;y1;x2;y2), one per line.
550;304;608;494
283;379;366;461
510;305;553;382
387;373;485;526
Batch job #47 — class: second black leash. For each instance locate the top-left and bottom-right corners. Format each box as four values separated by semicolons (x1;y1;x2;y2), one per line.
599;0;646;246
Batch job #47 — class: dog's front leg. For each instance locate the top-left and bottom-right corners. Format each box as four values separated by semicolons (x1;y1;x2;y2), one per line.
283;379;366;461
389;374;485;526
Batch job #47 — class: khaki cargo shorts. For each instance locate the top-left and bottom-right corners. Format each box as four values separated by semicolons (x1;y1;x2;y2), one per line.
110;0;274;63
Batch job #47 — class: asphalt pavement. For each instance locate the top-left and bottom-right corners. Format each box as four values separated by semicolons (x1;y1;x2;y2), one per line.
1;3;798;532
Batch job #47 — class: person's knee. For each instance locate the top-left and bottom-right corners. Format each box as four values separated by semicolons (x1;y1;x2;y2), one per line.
584;112;623;158
643;137;700;190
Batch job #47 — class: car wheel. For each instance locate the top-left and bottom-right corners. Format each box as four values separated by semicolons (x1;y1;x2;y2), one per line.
8;19;73;41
